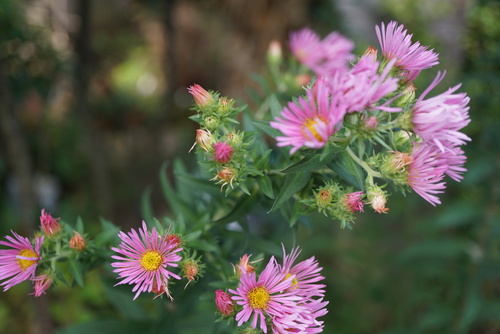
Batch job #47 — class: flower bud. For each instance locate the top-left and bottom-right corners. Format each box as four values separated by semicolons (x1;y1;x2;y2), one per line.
188;84;214;108
343;191;364;213
210;167;237;190
217;97;233;116
165;233;182;248
232;254;258;277
295;74;312;88
40;209;61;236
204;116;219;131
182;259;200;288
267;40;282;65
69;231;86;251
189;129;214;153
213;142;234;164
363;116;378;130
362;45;378;62
396;83;416;108
315;188;333;211
367;185;389;214
225;132;242;146
215;290;234;316
30;274;52;297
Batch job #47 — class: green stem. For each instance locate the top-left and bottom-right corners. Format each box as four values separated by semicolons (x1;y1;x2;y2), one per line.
346;146;383;179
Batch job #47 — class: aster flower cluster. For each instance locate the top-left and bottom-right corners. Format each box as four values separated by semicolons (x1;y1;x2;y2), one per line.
215;245;328;334
266;20;470;224
0;209;89;297
188;84;261;194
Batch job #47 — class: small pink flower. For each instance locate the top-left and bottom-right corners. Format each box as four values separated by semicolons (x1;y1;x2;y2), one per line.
111;221;183;300
31;274;52;297
40;209;61;236
408;142;448;206
290;28;354;77
376;21;439;72
213;142;234;164
270;77;346;154
412;72;471;151
0;232;43;291
229;258;302;333
215;289;235;316
187;84;214;108
344;191;364;213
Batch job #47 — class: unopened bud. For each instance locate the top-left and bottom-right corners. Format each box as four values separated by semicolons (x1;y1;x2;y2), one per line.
232;254;259;277
295;74;312;88
165;233;182;248
215;289;234;316
40;209;61;236
188;84;214;108
316;188;333;210
204;116;219;131
362;46;378;62
367;185;389;214
217;97;233;116
182;259;200;288
267;40;282;65
30;274;52;297
363;116;378;130
213;142;234;164
343;191;364;213
189;129;214;153
225;132;242;146
210;167;237;190
69;231;86;251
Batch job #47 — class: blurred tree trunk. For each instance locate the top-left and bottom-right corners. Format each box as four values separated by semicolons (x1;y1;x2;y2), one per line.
0;58;54;334
73;0;113;218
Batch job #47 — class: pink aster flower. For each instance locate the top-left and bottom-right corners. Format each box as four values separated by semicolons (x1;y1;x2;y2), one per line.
376;21;439;73
111;221;183;300
31;274;52;297
344;191;365;213
40;209;61;236
329;57;400;113
270;77;346;154
412;72;471;151
213;141;234;164
229;257;302;333
290;28;354;77
278;245;326;299
408;142;448;206
0;231;43;291
438;142;467;182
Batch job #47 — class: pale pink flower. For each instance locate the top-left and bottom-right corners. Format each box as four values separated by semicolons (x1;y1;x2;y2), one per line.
31;274;52;297
329;57;400;113
213;141;234;164
111;221;183;300
278;245;326;299
215;289;235;316
412;72;471;151
270;77;346;154
229;258;302;333
290;28;354;77
40;209;61;236
187;84;214;107
343;191;364;213
0;232;43;291
376;21;439;73
438;142;467;182
408;142;448;206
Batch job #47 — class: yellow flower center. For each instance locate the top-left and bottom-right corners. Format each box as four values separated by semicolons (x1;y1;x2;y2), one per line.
302;117;327;142
140;251;163;271
247;286;270;309
17;249;38;271
284;273;299;289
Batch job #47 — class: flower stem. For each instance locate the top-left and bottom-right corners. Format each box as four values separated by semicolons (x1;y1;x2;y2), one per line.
346;146;383;179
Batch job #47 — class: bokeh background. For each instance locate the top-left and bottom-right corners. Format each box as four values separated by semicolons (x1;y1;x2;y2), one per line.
1;0;499;333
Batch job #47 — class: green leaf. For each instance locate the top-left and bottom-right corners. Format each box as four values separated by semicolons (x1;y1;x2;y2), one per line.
68;260;84;287
159;162;198;222
256;175;274;199
102;284;149;322
254;149;272;170
214;193;260;225
140;186;154;224
94;218;120;247
269;94;282;118
239;181;251;196
281;149;337;173
269;171;310;212
56;319;147;334
327;151;366;190
75;217;84;233
252;120;282;138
